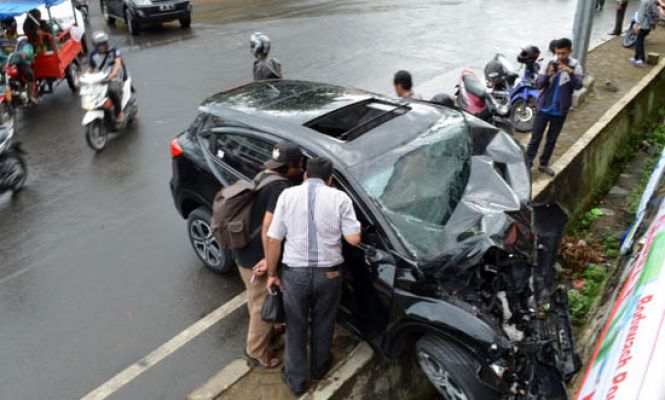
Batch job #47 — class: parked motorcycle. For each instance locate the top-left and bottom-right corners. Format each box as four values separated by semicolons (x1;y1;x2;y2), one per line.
0;107;27;194
455;67;514;134
80;72;138;151
485;51;542;132
73;0;89;22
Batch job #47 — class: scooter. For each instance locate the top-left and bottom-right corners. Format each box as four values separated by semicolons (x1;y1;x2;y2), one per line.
624;2;665;48
455;67;514;134
0;104;27;194
2;38;40;108
485;53;541;132
80;71;138;151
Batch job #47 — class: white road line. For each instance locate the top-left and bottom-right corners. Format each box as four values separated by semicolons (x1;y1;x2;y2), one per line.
80;291;247;400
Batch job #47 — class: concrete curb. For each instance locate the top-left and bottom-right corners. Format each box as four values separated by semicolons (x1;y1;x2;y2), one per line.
532;57;665;200
186;359;252;400
298;342;374;400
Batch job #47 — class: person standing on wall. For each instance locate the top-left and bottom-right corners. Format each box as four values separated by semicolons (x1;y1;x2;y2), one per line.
265;157;362;396
608;0;630;36
526;38;584;177
630;0;660;67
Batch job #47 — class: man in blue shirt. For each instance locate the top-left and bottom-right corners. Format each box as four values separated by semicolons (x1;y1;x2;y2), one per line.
526;38;584;176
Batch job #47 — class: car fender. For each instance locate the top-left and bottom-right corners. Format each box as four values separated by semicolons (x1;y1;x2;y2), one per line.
82;110;104;126
383;289;512;359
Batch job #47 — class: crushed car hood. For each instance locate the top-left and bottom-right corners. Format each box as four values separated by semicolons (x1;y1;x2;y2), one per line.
421;120;535;278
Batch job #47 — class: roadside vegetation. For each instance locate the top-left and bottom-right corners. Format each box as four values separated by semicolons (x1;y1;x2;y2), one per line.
560;109;665;330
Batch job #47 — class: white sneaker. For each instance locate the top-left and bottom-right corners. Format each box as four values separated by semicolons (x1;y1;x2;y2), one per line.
629;57;637;63
633;60;646;67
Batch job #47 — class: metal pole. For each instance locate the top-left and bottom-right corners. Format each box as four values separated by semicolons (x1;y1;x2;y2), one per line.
46;5;59;54
572;0;594;70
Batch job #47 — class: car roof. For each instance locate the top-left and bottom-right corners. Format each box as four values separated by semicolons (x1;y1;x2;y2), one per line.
199;80;451;168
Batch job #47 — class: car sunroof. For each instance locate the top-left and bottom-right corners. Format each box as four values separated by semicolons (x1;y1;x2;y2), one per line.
304;99;410;141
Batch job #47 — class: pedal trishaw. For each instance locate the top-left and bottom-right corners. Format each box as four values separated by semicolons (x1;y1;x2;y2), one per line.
0;0;84;109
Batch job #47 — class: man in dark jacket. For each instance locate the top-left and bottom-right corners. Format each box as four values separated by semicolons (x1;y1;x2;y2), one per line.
526;38;584;176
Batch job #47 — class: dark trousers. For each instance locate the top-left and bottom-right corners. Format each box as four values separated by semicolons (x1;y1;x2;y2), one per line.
635;29;651;62
611;2;628;34
108;80;123;117
282;266;342;394
527;112;567;167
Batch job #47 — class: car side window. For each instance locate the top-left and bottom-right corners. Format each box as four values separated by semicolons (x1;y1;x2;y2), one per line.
188;113;208;135
212;133;275;179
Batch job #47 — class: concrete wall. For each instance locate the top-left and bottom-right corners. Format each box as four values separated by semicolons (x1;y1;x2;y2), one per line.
533;60;665;217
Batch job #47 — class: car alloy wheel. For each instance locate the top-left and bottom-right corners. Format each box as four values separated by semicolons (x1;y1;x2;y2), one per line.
189;219;223;267
418;351;469;400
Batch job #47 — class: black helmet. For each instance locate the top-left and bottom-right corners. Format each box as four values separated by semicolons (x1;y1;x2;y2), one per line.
429;93;456;108
517;45;541;65
1;18;17;31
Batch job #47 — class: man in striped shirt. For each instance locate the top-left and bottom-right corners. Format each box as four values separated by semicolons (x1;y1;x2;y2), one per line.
265;157;361;395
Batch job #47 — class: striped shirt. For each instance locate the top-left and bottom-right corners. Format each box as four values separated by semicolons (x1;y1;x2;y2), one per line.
267;178;361;268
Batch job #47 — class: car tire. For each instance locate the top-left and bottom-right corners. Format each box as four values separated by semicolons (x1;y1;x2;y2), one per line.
101;1;115;25
510;97;537;133
416;335;501;400
126;9;141;36
179;14;191;29
66;63;82;93
187;207;234;274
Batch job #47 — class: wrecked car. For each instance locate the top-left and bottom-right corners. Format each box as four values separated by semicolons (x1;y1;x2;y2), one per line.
169;80;579;399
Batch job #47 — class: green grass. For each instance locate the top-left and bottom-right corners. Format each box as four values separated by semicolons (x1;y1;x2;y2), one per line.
568;264;608;326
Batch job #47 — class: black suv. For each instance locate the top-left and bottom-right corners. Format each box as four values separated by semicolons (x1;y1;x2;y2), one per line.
101;0;191;35
169;80;579;399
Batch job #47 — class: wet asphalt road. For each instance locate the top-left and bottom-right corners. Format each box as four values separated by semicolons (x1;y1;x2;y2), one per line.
0;1;635;399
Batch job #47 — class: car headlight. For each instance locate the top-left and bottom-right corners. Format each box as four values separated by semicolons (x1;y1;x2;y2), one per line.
134;0;152;6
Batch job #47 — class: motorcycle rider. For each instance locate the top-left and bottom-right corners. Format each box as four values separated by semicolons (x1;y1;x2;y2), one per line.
12;37;40;105
250;32;282;81
87;31;125;123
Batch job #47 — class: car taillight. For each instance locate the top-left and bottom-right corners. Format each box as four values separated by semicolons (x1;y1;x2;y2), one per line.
170;137;183;158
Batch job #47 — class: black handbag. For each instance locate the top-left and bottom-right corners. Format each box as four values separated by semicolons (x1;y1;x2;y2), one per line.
261;285;285;323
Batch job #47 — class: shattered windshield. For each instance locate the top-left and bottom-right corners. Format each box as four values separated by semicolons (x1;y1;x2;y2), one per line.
352;115;471;259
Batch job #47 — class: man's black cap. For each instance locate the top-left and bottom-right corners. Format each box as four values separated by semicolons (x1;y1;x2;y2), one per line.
264;141;303;169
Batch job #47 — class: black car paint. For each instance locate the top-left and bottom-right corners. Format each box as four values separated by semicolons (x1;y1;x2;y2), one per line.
102;0;190;25
170;80;577;398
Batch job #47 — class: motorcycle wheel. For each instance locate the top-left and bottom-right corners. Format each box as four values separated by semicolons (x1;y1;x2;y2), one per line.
85;120;107;151
0;102;15;128
1;153;27;193
510;98;537;132
66;63;82;94
624;30;637;48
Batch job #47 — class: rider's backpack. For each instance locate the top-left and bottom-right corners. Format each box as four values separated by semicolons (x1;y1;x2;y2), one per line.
211;173;287;250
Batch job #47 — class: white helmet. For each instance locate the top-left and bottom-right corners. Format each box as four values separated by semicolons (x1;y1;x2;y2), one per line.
92;31;109;47
249;32;271;56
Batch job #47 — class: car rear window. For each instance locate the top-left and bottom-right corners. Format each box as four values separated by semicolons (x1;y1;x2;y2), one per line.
304;99;409;141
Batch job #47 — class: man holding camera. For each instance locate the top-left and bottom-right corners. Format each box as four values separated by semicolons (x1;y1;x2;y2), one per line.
526;38;584;177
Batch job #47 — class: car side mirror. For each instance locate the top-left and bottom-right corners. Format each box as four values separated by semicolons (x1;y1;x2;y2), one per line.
362;245;395;266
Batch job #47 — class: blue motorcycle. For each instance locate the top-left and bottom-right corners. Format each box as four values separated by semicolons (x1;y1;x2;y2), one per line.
485;48;542;132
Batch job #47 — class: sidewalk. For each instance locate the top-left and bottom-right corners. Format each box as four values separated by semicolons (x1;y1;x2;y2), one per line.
524;29;665;183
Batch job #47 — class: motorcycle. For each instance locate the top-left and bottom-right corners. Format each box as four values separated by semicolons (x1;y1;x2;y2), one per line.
73;0;89;22
455;67;514;134
0;105;27;194
485;53;542;132
2;38;40;108
80;71;138;151
624;1;665;48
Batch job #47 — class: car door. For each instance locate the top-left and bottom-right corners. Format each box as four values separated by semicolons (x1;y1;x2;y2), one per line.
206;127;277;183
334;174;396;341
